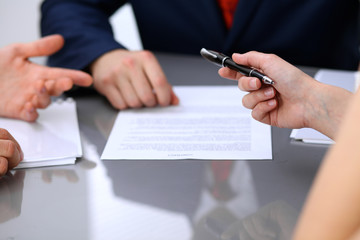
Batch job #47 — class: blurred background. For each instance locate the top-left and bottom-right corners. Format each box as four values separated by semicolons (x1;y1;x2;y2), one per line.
0;0;142;64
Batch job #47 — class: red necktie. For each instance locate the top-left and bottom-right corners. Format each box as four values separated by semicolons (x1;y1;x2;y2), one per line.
217;0;239;29
210;160;234;200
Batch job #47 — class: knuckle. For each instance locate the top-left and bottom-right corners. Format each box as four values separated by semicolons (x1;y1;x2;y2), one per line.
152;75;167;87
256;90;264;100
248;50;259;56
265;53;277;61
100;74;114;85
238;78;245;90
142;92;156;105
96;66;123;86
242;96;253;109
120;56;136;69
4;140;16;157
257;101;270;114
7;43;22;55
139;50;154;60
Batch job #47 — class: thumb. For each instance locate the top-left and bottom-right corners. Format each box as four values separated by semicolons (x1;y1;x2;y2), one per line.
19;34;64;58
231;51;267;70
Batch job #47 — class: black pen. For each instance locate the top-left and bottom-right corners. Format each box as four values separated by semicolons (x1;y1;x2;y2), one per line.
200;48;274;85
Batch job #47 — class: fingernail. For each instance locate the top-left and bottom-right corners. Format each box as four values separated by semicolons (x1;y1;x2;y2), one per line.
250;79;257;89
268;99;276;106
264;88;274;97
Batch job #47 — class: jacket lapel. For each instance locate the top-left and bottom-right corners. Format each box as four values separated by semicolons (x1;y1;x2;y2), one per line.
223;0;262;53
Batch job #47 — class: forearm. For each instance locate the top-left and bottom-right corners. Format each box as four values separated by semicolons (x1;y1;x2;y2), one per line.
41;0;125;70
293;90;360;240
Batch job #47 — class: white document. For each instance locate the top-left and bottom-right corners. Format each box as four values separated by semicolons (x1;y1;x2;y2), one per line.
0;99;82;168
101;86;272;160
290;128;334;144
290;69;358;144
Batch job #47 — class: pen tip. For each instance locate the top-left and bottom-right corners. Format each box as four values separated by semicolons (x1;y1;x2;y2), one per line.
262;76;274;85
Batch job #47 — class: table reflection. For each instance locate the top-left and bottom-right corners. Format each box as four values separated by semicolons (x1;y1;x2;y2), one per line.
39;157;96;183
0;171;25;223
101;159;293;239
194;200;298;240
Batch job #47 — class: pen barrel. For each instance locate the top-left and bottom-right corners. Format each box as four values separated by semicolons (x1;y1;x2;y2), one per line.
223;59;251;76
249;69;264;79
224;58;269;82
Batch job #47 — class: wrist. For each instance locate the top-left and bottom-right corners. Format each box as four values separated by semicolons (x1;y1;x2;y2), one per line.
89;48;127;75
302;80;323;130
304;81;353;139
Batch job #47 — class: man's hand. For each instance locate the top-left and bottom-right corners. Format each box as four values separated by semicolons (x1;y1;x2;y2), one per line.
90;49;179;110
0;129;23;176
0;35;93;122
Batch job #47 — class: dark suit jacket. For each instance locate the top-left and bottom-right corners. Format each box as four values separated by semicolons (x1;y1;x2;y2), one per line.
41;0;360;70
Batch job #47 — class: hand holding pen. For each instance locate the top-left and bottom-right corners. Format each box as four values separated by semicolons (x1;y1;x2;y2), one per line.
212;50;329;134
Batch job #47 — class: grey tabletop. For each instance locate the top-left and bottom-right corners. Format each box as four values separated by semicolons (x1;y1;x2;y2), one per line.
0;53;327;240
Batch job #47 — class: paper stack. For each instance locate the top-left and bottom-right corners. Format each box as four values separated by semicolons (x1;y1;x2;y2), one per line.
0;98;82;168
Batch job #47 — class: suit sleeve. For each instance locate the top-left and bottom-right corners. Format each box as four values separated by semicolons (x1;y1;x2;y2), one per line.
41;0;127;70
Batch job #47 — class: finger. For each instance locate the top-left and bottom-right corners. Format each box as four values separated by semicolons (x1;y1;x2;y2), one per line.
31;93;51;109
232;51;271;70
0;157;8;177
0;139;22;170
117;76;143;108
0;129;22;159
238;76;262;92
170;89;180;105
218;67;244;80
21;102;38;122
98;85;127;110
42;67;92;87
45;78;73;96
251;99;277;124
242;87;276;109
32;80;52;108
18;34;64;58
44;80;56;95
122;58;156;107
34;78;46;93
141;51;172;106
